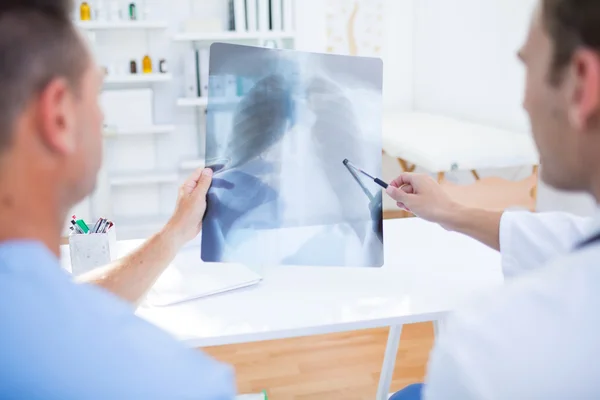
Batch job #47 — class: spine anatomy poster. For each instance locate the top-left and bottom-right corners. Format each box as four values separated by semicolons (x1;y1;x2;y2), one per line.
325;0;384;56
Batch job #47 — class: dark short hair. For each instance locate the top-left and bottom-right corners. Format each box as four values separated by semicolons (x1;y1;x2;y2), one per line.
0;0;89;150
543;0;600;84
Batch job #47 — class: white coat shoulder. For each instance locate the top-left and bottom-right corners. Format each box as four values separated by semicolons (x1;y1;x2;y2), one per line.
499;210;591;278
423;246;600;400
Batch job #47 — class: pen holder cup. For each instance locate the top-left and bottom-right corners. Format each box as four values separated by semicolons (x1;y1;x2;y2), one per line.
69;229;117;276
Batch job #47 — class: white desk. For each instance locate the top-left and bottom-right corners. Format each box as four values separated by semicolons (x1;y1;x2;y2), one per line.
66;218;502;398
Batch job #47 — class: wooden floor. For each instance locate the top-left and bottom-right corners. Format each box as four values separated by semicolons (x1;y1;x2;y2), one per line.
202;323;434;399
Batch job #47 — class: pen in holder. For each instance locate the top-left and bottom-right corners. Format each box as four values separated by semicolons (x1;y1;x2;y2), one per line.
69;228;117;276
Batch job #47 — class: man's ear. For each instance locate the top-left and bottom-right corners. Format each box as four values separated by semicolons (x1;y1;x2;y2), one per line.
568;49;600;131
36;77;77;155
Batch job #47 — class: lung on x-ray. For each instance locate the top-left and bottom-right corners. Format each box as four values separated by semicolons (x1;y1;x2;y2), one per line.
201;43;383;268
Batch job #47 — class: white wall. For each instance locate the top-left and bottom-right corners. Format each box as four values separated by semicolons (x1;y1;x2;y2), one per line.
413;0;535;132
382;0;414;111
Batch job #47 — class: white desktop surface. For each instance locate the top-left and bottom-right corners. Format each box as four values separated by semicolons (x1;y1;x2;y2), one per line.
130;218;503;348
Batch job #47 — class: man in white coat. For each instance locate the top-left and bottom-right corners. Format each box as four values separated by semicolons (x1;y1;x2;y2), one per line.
387;0;600;398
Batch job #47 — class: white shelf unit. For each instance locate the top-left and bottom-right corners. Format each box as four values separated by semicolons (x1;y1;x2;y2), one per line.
177;97;208;107
76;21;169;30
75;0;298;241
104;125;176;137
176;97;242;107
104;73;172;84
173;31;296;42
110;172;179;187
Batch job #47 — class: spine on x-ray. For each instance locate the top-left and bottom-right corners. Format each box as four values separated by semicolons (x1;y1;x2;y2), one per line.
271;0;282;31
257;0;269;31
246;0;258;31
282;0;293;32
234;0;247;31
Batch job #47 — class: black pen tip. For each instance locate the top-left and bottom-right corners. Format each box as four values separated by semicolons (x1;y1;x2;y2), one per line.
342;159;349;166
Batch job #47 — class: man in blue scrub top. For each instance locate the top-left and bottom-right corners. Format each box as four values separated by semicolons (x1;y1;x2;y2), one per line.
0;1;234;398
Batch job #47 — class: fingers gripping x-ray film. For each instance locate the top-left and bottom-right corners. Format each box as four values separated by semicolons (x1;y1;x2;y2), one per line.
202;43;383;268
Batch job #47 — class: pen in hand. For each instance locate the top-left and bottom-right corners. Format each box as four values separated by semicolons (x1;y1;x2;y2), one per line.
343;159;388;189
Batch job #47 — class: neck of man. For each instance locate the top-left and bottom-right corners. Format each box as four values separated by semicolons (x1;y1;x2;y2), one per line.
0;153;66;258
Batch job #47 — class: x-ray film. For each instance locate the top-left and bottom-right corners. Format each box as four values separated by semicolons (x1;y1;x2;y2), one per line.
202;43;383;267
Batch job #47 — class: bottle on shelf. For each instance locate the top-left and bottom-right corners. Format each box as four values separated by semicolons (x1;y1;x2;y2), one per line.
128;3;137;21
130;60;138;74
158;59;168;74
80;1;91;21
142;55;152;74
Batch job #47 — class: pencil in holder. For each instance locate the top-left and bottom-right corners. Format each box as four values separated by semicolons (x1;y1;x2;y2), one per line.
69;228;117;276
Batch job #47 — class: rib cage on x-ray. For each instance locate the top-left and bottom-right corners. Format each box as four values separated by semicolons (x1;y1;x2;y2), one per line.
306;76;379;242
202;72;293;262
202;43;383;267
225;73;292;171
